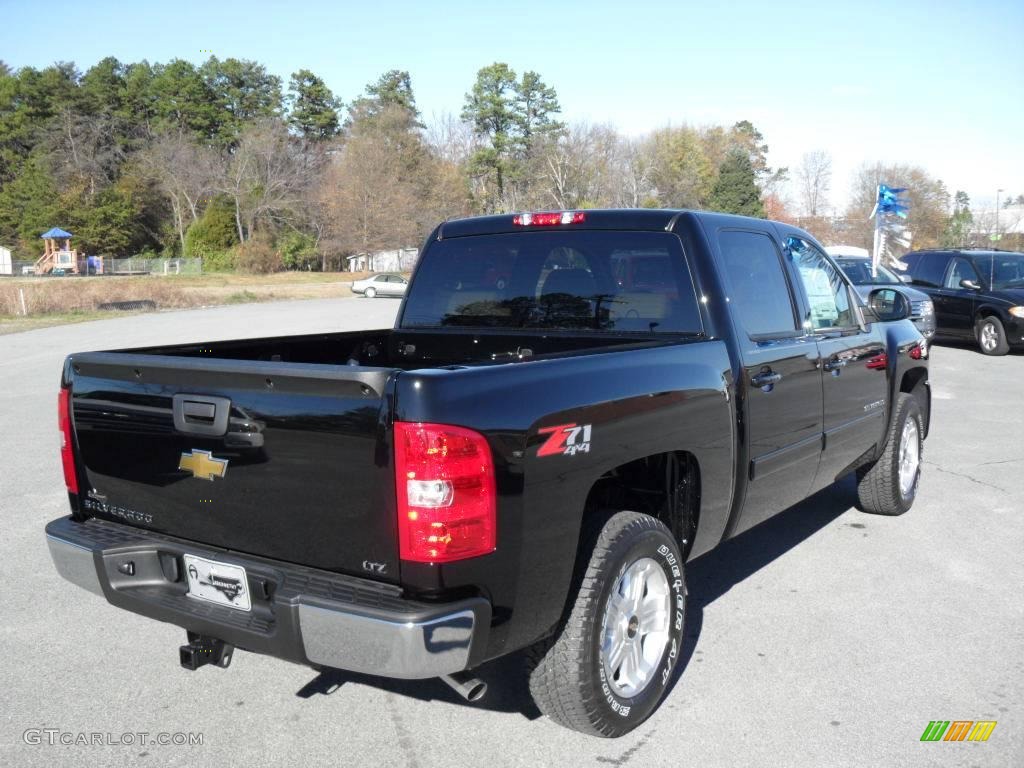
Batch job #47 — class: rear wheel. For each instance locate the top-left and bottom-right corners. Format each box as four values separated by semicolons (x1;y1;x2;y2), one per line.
976;315;1009;355
856;393;923;516
364;286;376;299
527;511;685;737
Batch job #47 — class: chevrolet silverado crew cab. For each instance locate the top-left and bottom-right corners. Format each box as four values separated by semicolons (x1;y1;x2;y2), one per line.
47;210;931;737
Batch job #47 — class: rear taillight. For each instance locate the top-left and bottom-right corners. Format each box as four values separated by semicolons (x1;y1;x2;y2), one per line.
58;387;78;494
394;422;496;563
512;211;585;226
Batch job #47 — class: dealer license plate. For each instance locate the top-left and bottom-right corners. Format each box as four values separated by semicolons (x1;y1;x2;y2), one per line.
183;554;251;612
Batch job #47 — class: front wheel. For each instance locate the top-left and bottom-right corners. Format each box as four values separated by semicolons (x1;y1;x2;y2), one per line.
856;393;923;516
364;286;376;299
528;511;686;737
976;315;1009;355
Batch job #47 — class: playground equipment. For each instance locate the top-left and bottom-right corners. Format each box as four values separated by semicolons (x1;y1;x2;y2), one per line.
35;227;81;275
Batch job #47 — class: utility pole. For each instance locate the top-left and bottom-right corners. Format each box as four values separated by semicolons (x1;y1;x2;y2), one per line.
995;188;1003;242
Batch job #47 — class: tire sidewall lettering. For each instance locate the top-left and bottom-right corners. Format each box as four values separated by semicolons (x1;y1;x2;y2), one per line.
593;529;686;722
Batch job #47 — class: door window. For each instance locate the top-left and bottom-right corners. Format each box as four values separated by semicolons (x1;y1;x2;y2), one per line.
945;258;979;289
717;230;798;337
787;238;856;330
910;253;951;288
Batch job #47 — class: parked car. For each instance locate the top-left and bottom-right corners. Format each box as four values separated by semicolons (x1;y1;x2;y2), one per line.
900;249;1024;355
46;209;929;737
351;273;408;298
827;252;936;341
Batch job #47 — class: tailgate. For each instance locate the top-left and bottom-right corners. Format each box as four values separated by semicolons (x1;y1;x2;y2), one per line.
67;352;400;582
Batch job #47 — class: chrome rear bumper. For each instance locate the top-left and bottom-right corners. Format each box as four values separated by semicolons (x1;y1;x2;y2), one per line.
46;516;489;679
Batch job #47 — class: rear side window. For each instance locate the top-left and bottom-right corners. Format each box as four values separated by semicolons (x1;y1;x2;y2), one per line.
900;252;920;272
717;230;797;337
401;231;703;334
909;252;951;288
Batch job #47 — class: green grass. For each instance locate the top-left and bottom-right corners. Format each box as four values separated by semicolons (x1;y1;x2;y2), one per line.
225;289;260;304
0;309;144;335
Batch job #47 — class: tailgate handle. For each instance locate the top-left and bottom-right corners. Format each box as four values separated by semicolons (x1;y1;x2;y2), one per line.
173;394;231;437
183;401;216;420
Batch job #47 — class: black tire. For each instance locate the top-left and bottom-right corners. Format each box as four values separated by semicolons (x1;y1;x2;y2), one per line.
856;393;923;516
975;315;1009;355
364;287;376;299
527;511;686;737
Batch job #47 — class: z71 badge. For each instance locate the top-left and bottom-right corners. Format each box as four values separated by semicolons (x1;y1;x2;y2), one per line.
537;423;593;457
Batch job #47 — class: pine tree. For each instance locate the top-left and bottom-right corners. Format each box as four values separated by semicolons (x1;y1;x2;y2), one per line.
287;69;341;140
515;71;562;143
708;148;765;217
461;63;562;210
941;190;973;247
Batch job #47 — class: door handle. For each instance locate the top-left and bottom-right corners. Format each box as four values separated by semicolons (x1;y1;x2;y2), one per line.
751;370;783;388
823;359;848;372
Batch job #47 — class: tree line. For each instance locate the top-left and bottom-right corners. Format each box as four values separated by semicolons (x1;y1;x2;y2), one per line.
0;56;1016;271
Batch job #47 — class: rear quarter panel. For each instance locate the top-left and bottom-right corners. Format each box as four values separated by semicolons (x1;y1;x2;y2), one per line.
395;339;735;659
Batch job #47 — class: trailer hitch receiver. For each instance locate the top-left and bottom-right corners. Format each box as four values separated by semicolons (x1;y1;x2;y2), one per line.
179;631;234;670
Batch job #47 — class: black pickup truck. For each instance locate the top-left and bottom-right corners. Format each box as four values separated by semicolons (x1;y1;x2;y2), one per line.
47;209;930;737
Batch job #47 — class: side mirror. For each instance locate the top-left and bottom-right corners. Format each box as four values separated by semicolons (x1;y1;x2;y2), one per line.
959;279;980;290
867;288;911;322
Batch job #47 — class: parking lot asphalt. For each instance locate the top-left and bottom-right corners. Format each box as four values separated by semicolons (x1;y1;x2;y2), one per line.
1;299;1021;767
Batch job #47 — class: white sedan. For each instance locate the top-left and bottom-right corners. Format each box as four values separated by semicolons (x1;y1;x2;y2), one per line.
350;273;408;298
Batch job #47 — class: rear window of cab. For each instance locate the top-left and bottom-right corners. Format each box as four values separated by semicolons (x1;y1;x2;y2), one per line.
401;231;703;334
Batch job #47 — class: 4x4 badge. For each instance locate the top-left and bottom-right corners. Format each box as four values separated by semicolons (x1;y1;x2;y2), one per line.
537;423;593;457
179;450;229;481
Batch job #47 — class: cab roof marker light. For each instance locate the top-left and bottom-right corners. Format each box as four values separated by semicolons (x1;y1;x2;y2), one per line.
512;211;586;227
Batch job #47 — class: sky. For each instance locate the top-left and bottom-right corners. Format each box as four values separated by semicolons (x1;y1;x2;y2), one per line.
2;0;1022;212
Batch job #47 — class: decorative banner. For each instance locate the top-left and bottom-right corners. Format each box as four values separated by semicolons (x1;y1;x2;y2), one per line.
869;184;911;275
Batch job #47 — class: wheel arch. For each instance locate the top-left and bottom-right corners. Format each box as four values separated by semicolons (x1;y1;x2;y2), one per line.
579;450;702;562
899;365;930;437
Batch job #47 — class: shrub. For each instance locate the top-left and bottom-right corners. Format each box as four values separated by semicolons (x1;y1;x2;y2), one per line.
278;231;320;270
202;249;237;272
234;234;282;274
185;196;239;267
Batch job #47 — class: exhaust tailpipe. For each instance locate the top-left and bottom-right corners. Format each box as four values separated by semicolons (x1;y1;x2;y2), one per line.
441;670;487;702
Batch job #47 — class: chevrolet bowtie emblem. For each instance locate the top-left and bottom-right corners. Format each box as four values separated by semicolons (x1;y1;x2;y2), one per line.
179;450;228;481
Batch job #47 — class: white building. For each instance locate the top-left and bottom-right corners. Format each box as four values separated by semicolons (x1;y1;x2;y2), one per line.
346;247;418;273
0;246;12;276
973;205;1024;238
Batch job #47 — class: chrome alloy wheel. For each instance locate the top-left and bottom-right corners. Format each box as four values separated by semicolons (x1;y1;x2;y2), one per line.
980;322;998;352
600;557;671;698
898;418;920;498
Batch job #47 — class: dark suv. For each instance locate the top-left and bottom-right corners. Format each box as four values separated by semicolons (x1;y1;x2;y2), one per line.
832;256;936;341
901;249;1024;355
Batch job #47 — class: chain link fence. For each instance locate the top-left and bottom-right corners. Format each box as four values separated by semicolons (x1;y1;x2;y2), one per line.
2;257;203;277
105;257;203;275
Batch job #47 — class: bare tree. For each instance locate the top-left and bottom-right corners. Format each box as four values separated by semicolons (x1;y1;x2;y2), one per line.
137;132;220;251
844;162;950;257
424;111;479;166
321;110;422;255
219;119;310;242
609;136;656;208
797;150;832;217
532;123;617;209
47;107;127;197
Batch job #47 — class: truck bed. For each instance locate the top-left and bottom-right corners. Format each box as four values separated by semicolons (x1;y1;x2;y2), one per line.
66;327;681;581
